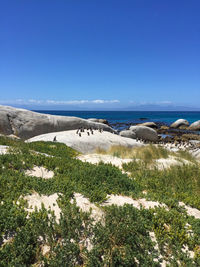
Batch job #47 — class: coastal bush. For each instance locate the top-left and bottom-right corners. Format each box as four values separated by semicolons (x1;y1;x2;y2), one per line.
152;207;200;266
123;161;200;209
41;201;94;266
27;141;78;158
0;144;141;203
0;136;200;265
88;205;160;266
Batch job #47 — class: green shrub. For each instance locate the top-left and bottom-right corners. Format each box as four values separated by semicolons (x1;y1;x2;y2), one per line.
0;136;200;266
88;205;160;266
123;162;200;209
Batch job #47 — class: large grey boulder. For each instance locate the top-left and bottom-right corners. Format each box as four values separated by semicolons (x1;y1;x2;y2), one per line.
129;125;158;142
120;130;136;139
170;119;189;128
0;105;115;139
0;110;13;135
188;120;200;131
27;130;143;154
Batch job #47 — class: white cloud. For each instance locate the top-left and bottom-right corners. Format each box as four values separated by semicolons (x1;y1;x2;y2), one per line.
92;99;119;104
45;100;119;105
93;100;105;104
0;99;120;106
129;100;173;106
28;99;43;104
157;101;173;105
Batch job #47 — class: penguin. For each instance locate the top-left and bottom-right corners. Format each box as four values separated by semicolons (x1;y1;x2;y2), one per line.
79;133;81;137
53;136;57;142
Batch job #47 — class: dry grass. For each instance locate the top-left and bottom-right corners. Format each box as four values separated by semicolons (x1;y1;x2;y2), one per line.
96;144;199;168
96;144;170;164
175;150;197;163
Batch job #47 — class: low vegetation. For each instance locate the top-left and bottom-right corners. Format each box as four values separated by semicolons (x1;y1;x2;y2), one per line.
96;144;170;162
96;144;197;166
123;161;200;209
0;136;200;266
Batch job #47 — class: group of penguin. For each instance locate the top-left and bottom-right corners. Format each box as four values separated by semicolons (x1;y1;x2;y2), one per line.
136;137;198;150
52;127;104;141
76;127;103;137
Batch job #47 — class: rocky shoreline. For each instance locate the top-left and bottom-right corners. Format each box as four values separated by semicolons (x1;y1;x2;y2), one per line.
110;120;200;145
0;105;199;157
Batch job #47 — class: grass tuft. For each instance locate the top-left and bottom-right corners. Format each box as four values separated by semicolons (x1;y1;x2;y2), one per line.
96;144;170;164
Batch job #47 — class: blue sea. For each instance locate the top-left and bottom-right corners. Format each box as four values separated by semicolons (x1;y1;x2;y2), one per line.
34;110;200;131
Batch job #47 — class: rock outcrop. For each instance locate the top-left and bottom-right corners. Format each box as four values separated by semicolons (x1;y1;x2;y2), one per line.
129;126;158;142
170;119;189;128
0;105;115;139
188;120;200;131
137;122;158;128
88;118;108;124
120;130;136;139
27;130;143;154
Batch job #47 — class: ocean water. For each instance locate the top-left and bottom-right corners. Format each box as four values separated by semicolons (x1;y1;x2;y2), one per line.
34;110;200;128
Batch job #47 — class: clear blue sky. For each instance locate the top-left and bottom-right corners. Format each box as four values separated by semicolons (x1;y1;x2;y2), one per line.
0;0;200;110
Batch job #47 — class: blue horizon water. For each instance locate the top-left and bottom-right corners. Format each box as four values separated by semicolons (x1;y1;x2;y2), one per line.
34;110;200;127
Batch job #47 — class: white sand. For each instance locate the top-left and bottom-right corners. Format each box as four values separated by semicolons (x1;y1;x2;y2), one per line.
25;166;54;179
0;145;9;155
31;150;53;158
23;192;166;226
102;195;167;209
149;232;167;266
155;156;190;170
179;202;200;219
77;154;133;169
71;193;104;223
22;192;200;235
24;192;61;223
78;153;191;170
41;244;50;255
